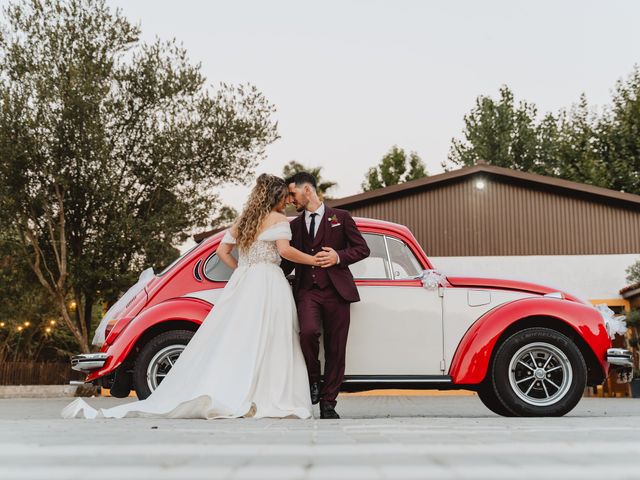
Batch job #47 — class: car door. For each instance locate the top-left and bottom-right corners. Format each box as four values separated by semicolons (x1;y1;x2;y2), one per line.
346;233;445;376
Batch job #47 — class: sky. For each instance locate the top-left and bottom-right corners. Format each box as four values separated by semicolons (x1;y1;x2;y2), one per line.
104;0;640;213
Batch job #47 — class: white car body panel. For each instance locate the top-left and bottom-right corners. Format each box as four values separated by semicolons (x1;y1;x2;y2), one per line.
346;285;443;375
183;284;536;378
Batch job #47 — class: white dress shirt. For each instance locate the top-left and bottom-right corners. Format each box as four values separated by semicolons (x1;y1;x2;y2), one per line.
304;203;325;235
304;203;340;264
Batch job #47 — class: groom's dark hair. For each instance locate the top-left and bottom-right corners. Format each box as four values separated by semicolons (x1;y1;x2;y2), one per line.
285;171;317;190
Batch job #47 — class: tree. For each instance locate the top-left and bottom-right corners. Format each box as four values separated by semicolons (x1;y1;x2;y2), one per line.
282;161;337;199
362;146;427;192
0;0;278;352
447;86;547;174
0;235;62;362
0;228;81;362
210;205;238;229
547;96;610;188
627;260;640;285
599;66;640;195
446;76;640;195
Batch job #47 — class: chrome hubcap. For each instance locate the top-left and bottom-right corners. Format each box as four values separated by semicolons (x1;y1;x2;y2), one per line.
146;345;185;392
508;342;572;407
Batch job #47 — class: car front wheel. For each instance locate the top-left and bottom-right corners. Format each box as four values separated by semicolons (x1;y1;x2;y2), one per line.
488;327;587;417
477;383;514;416
133;330;194;400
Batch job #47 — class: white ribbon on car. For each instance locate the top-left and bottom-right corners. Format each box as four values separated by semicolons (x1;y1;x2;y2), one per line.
595;304;627;339
417;269;446;290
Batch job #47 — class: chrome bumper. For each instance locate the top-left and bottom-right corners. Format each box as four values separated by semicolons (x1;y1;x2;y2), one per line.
607;348;633;367
607;348;633;383
71;353;108;372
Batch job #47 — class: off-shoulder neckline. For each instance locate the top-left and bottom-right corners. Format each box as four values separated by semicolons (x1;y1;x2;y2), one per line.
257;220;290;237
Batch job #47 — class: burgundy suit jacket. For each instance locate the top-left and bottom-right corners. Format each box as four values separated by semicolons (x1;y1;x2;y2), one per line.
281;207;370;303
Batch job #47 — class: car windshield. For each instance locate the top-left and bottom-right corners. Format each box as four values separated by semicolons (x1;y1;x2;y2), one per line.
157;243;200;276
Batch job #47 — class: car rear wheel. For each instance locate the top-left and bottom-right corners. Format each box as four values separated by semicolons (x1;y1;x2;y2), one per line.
133;330;194;400
108;368;133;398
489;327;587;417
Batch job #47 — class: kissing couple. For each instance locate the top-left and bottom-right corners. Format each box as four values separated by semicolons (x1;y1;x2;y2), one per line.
63;171;370;420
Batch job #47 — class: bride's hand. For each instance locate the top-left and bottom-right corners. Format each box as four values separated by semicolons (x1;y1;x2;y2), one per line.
316;247;339;268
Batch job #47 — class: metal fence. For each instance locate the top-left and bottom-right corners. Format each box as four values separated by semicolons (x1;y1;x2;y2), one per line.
0;362;83;385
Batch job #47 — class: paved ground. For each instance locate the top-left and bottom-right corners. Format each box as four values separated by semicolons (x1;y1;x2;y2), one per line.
1;394;640;479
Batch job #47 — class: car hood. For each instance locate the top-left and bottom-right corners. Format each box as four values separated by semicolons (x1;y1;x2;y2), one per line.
445;276;582;303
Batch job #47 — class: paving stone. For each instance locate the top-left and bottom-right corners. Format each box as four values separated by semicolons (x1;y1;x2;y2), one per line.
1;395;639;479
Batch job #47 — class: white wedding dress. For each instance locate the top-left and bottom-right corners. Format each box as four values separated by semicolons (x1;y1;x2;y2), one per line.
62;221;312;420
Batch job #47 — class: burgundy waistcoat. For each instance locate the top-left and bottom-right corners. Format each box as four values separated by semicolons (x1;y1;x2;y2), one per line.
298;214;330;289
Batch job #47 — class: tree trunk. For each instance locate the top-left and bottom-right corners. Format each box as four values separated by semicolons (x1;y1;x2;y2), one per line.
56;295;90;353
83;292;94;345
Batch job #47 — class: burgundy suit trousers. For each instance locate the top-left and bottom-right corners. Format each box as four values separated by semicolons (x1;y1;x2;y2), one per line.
296;284;350;408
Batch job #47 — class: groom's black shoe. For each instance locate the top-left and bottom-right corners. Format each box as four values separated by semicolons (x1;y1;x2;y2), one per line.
310;382;321;405
320;404;340;419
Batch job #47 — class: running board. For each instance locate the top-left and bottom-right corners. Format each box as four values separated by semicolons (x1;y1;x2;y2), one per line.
340;375;453;393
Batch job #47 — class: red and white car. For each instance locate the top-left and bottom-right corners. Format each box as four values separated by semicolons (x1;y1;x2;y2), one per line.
72;218;633;417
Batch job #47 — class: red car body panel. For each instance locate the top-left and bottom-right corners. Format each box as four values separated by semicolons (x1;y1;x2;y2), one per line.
448;296;610;384
447;276;583;303
87;217;611;388
87;297;211;382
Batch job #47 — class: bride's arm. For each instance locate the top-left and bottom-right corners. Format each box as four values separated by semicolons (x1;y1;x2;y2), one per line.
217;242;238;269
217;224;239;269
276;239;320;266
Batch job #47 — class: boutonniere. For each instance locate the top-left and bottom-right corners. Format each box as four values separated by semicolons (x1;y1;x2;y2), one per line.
328;214;341;227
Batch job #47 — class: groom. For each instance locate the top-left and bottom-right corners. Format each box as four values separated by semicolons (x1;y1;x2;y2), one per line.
281;172;370;419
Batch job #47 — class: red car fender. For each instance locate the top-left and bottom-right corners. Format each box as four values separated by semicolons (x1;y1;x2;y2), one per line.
87;297;212;381
448;297;610;385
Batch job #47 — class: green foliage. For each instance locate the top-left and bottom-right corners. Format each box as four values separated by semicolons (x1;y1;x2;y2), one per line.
362;146;428;192
0;232;84;361
446;68;640;196
282;160;338;199
543;96;609;187
0;0;278;352
211;205;239;229
599;68;640;195
448;87;545;173
626;260;640;285
626;309;640;327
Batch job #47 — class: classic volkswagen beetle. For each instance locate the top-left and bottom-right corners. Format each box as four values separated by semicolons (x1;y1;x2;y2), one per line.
72;218;633;417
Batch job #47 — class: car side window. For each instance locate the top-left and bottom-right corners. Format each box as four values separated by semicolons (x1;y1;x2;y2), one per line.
385;236;422;279
349;233;391;280
203;249;239;282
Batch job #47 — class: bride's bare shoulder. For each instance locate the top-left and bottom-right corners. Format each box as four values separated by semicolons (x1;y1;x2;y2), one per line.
258;212;289;235
264;211;288;226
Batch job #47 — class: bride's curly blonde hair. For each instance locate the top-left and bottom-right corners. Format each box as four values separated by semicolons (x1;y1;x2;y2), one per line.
235;174;288;251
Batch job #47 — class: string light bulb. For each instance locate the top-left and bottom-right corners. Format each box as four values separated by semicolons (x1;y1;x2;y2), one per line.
45;327;52;333
49;320;56;326
17;326;23;332
23;321;30;327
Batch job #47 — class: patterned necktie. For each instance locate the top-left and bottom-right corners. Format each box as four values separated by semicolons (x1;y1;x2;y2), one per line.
309;213;318;239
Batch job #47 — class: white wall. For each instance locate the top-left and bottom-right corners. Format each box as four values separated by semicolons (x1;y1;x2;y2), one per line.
430;254;640;302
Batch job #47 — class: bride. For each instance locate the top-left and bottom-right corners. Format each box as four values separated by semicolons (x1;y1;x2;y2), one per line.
62;174;318;419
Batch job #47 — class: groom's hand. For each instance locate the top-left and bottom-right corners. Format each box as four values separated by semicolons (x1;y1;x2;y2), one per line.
316;247;339;268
